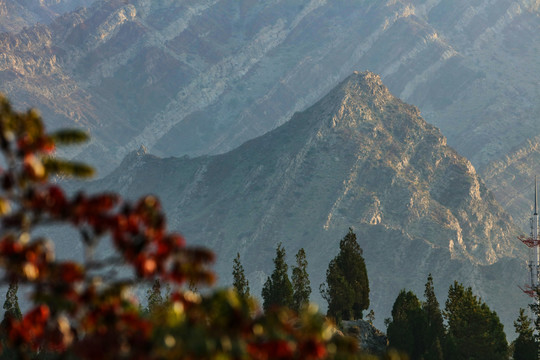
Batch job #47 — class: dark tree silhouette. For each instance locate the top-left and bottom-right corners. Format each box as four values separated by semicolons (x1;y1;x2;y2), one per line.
444;281;507;360
292;248;311;312
232;252;250;297
262;243;293;310
320;228;369;321
513;308;537;360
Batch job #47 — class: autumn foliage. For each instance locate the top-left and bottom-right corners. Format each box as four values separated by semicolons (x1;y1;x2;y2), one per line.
0;95;364;359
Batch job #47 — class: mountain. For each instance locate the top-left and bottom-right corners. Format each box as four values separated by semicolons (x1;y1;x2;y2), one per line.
482;136;540;231
0;0;95;33
81;71;528;333
1;0;539;176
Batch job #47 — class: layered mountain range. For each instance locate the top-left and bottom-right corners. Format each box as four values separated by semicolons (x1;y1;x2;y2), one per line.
482;137;540;230
0;0;95;33
2;0;538;337
81;72;529;333
1;0;539;180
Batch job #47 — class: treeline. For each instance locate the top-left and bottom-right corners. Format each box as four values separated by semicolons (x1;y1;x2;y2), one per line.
233;228;371;322
232;229;539;360
3;224;538;359
386;277;538;360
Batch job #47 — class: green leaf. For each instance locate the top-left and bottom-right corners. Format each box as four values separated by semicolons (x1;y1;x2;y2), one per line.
43;158;95;178
50;129;90;145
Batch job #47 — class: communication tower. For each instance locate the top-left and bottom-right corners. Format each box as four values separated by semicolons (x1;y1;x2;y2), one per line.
519;177;540;297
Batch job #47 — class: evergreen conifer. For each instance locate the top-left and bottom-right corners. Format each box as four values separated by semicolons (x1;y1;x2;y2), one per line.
320;228;369;321
2;280;21;325
386;290;425;359
145;279;170;314
422;274;445;360
512;308;537;360
291;248;311;312
262;243;293;310
444;281;507;360
232;252;250;297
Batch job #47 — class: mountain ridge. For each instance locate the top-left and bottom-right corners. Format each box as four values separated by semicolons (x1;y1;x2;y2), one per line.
82;71;527;334
2;0;539;177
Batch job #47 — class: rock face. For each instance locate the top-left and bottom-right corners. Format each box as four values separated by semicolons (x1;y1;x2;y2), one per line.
1;0;539;176
482;136;540;231
0;0;95;33
340;320;387;355
84;71;528;334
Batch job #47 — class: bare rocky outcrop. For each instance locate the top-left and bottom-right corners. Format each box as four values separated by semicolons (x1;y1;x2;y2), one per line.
340;320;387;355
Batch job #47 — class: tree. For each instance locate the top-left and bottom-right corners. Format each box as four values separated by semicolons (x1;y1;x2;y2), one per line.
262;243;293;310
291;248;311;312
147;279;164;312
366;310;375;325
232;252;250;297
2;280;22;325
386;290;426;359
386;276;445;360
145;279;171;314
0;280;21;360
0;95;363;359
444;281;508;360
0;94;215;359
512;308;537;360
320;228;369;321
422;274;445;360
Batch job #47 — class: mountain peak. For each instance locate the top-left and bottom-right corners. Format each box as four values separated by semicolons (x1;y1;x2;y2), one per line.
348;70;383;88
339;71;390;100
91;71;523;338
307;71;422;138
109;70;515;268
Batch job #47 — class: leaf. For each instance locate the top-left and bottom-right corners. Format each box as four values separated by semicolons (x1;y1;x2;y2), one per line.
0;197;11;215
50;129;90;145
43;158;95;178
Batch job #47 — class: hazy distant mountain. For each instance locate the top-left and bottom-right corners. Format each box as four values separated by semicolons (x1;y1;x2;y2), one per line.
482;136;540;230
1;0;539;176
0;0;95;33
84;71;528;334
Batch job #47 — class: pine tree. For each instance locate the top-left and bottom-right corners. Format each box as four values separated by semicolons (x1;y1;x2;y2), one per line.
386;290;426;359
2;280;21;325
422;274;445;360
512;308;537;360
232;252;250;297
366;310;375;325
291;248;311;312
0;280;22;360
444;281;507;360
320;228;369;321
146;279;170;314
262;243;293;311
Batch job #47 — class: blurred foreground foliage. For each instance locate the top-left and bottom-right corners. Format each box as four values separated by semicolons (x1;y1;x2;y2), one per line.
0;95;405;359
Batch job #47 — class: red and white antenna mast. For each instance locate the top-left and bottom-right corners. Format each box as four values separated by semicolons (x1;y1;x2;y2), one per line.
519;176;540;297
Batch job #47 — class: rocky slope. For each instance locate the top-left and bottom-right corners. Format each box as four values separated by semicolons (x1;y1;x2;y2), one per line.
1;0;539;176
80;72;528;334
0;0;95;33
340;320;387;355
482;136;540;231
